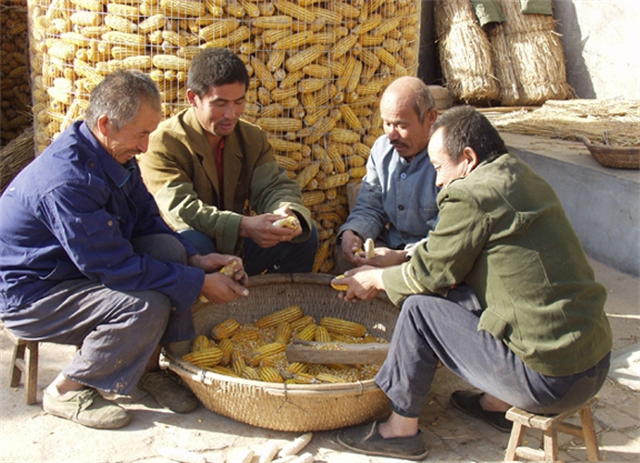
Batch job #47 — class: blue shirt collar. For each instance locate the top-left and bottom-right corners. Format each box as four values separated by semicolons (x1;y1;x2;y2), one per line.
78;121;137;188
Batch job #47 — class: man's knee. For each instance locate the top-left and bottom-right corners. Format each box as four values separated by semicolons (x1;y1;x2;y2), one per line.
132;234;188;264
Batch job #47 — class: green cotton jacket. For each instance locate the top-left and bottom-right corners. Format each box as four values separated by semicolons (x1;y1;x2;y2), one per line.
382;152;612;377
139;108;313;256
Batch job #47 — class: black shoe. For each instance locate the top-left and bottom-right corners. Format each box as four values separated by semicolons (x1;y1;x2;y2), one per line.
138;370;198;414
337;420;429;461
450;390;512;433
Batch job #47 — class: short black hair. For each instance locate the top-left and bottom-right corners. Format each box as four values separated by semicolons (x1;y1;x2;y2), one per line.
430;105;507;162
187;48;250;98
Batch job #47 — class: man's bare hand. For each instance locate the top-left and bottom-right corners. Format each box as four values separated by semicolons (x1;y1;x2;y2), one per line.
330;265;385;302
340;230;363;266
189;254;248;286
353;246;407;268
239;213;301;248
201;272;249;303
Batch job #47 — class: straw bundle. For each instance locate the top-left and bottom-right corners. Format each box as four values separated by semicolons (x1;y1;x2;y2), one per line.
434;0;499;103
0;127;35;195
490;99;640;146
487;0;573;105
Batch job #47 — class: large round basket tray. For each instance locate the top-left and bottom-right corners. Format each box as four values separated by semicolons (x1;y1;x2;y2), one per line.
165;273;398;432
578;136;640;169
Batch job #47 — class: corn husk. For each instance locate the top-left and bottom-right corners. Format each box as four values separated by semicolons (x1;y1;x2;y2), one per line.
487;0;573;105
434;0;499;104
488;99;640;146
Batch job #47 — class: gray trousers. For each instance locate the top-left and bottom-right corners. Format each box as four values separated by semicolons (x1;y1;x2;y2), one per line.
1;234;187;395
376;285;610;417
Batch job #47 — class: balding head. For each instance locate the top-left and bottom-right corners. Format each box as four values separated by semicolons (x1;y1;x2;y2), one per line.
379;77;438;159
381;76;436;123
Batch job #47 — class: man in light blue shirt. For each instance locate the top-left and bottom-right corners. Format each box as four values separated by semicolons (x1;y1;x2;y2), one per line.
337;77;439;271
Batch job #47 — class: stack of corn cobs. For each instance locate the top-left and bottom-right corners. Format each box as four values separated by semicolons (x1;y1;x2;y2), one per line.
27;0;421;272
182;304;388;384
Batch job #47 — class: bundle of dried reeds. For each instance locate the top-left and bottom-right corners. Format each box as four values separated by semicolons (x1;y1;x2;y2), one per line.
434;0;500;104
0;127;34;194
487;0;573;105
489;99;640;146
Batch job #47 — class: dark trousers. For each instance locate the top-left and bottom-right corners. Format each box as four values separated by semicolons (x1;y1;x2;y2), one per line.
181;223;319;275
1;234;187;395
376;285;611;417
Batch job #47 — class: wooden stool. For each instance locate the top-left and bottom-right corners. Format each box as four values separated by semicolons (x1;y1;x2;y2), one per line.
504;396;601;461
5;329;40;405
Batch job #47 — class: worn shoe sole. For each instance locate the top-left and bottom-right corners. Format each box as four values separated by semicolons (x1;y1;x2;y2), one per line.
450;390;512;433
138;370;198;414
43;389;132;429
337;421;429;461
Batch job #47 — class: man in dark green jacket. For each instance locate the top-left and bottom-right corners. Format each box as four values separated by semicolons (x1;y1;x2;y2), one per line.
332;106;612;461
140;48;318;275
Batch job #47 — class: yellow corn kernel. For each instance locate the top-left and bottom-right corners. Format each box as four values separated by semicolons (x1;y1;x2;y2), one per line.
274;155;299;172
324;147;347;175
294;163;320;190
211;318;241;340
286;362;309;374
296;323;317;341
239;365;260;380
273;216;300;229
257;117;302;133
309;6;343;25
272;31;314;50
285;44;325;73
104;14;138;33
191;334;212;352
198;18;240;41
331;275;349;291
238;0;260;18
254;305;303;329
302;190;326;209
352;13;382;35
330;34;358;60
231;329;259;343
348;166;367;180
160;0;206;16
249;342;287;366
274;0;316;23
218;337;234;365
330;128;361;145
152;54;191;71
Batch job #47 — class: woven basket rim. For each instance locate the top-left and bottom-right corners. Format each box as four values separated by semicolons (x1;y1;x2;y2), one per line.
577;135;640;169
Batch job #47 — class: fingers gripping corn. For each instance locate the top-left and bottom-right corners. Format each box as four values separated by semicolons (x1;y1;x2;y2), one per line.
273;216;300;230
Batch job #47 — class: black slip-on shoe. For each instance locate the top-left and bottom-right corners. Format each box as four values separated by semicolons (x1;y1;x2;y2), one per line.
337;420;429;461
450;390;512;433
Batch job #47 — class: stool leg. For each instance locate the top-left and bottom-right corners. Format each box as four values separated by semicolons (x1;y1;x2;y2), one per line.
580;406;601;461
9;343;26;388
25;341;39;405
542;428;559;462
505;422;526;461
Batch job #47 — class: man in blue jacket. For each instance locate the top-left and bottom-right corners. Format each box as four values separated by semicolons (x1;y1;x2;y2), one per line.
0;70;248;429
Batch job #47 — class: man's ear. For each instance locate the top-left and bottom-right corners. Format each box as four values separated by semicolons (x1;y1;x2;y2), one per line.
462;147;479;175
426;108;438;126
186;89;197;106
96;114;110;136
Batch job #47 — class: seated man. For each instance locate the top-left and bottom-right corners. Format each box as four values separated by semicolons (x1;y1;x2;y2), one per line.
332;106;612;460
337;76;440;272
0;70;249;430
139;48;318;276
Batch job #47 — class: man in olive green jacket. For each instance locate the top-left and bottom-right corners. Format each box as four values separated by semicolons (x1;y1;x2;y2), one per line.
140;48;318;276
332;106;612;461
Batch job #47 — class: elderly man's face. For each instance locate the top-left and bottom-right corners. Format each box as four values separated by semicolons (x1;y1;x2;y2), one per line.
380;92;435;160
188;82;246;139
428;127;470;188
103;100;161;165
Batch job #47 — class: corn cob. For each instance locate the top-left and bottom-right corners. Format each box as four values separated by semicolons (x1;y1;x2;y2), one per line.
290;315;315;332
321;317;367;337
253;15;292;30
302;190;325;208
331;275;349;291
231;329;259;342
218;337;234;365
211;318;241;340
273;215;300;229
251;57;276;91
364;238;376;259
274;321;293;344
104;14;138;33
315;372;343;383
272;31;314;51
239;365;260;380
348;166;367;180
238;0;260;18
160;0;206;17
319;171;349;190
219;259;240;277
69;0;102;11
259;366;284;383
274;0;316;23
182;346;224;368
249;342;287;366
294;163;320;189
291;372;315;384
296;323;317;341
330;34;358;59
191;334;213;352
285;44;325;72
257;117;302;132
254;305;303;329
314;326;332;343
231;350;247;375
286;361;309;374
206;365;240;378
274;155;299;172
279;433;313;458
199;18;240;41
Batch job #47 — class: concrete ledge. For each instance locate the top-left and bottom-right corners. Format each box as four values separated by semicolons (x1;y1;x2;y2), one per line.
501;133;640;277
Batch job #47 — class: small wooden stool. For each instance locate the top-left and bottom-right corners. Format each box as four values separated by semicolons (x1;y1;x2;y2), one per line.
5;329;40;405
504;396;601;461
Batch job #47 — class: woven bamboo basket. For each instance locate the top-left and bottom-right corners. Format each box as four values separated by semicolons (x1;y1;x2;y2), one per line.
164;273;398;432
577;136;640;170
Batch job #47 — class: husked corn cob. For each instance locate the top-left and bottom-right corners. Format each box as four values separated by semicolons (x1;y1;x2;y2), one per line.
249;342;287;366
231;329;260;342
219;259;240;277
321;317;367;337
274;155;299;172
274;0;316;23
314;326;332;342
240;365;261;380
302;190;325;208
211;318;241;340
273;215;300;229
274;321;293;344
285;44;325;72
160;0;206;17
296;323;317;341
292;372;316;384
290;315;315;332
191;334;213;352
259;366;284;383
315;372;342;384
279;432;313;458
206;365;240;378
319;172;349;189
348;166;367;180
286;361;309;374
218;337;234;365
331;275;349;291
254;305;303;329
182;346;223;368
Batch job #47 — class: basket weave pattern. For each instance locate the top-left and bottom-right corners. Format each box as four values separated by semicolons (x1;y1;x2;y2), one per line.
165;273;398;432
578;136;640;170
